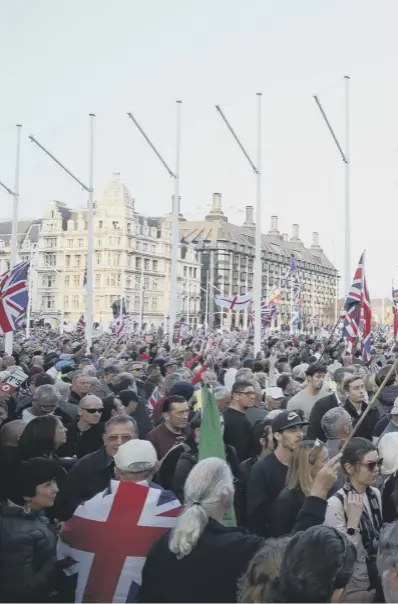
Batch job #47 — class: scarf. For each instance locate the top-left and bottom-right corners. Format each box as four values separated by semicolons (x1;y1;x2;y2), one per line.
335;481;382;589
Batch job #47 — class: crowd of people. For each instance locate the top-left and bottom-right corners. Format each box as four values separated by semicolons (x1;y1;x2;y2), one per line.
1;326;398;602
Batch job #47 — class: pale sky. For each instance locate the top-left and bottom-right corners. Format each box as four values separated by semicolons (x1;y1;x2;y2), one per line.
1;0;398;298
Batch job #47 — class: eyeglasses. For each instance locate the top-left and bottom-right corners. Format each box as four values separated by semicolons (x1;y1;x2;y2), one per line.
358;458;383;471
132;367;142;372
236;391;255;395
82;408;104;414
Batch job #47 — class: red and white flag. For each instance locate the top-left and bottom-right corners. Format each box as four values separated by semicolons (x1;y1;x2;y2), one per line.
214;293;252;310
57;480;181;603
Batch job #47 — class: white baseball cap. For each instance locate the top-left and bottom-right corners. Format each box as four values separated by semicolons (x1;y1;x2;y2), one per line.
266;386;284;399
114;439;157;473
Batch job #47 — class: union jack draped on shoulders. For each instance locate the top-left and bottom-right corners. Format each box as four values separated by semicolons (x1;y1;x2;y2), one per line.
342;252;372;363
0;261;30;335
76;314;85;331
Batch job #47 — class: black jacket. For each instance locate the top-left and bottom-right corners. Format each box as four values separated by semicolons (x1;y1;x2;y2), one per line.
344;399;380;441
274;486;306;536
130;401;153;440
57;421;104;459
11;404;72;425
0;500;57;602
139;517;264;603
376;385;398;416
307;393;339;441
68;389;82;406
54;447;114;520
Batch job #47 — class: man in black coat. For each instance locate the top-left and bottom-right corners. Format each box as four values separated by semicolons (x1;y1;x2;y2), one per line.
307;368;353;441
54;415;138;520
57;395;105;459
343;375;379;441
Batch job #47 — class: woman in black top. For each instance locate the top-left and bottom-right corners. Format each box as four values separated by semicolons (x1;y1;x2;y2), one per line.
274;439;329;536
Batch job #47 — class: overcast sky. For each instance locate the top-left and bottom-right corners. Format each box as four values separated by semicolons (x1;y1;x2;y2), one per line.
1;0;398;298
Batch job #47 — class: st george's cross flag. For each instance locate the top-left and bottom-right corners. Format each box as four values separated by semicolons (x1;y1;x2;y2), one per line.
214;293;252;310
0;260;30;335
57;480;182;603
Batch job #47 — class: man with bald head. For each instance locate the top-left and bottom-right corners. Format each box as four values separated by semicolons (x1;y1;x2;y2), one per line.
58;394;104;459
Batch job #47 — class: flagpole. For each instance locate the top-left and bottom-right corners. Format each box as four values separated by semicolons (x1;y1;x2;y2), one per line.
254;93;262;354
344;76;351;297
26;244;35;340
85;114;95;352
290;279;294;334
140;262;144;332
60;250;66;335
5;124;22;353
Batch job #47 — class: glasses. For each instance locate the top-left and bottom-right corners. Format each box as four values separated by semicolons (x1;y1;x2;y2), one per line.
358;458;383;471
132;367;142;371
236;391;255;395
82;408;104;414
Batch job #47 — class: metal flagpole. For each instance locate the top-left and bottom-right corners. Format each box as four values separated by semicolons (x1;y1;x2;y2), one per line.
29;115;95;350
171;101;182;345
187;267;190;328
126;104;180;347
290;279;294;334
140;263;144;332
26;244;35;339
86;114;95;352
5;124;22;353
216;96;262;353
254;93;262;354
344;76;351;298
60;250;66;335
313;77;351;296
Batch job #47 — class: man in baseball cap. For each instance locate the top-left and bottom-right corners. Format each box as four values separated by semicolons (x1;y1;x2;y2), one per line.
114;439;158;479
247;409;307;538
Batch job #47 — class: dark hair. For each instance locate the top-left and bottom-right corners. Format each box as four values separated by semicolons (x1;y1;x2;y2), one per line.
314;343;323;352
113;376;135;393
189;410;202;431
277;374;291;391
162;395;187;414
18;415;61;460
104;365;119;375
102;394;121;423
251;419;272;457
340;437;376;474
253;361;264;373
291;357;302;370
231;380;253;395
306;363;327;377
243;359;254;369
35;374;55;388
375;366;397;388
118;389;139;406
275;525;356;602
5;456;62;506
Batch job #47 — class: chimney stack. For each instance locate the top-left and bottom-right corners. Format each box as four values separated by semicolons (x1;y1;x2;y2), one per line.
311;231;322;250
205;192;227;222
291;223;301;242
282;233;288;241
268;215;280;236
243;205;255;227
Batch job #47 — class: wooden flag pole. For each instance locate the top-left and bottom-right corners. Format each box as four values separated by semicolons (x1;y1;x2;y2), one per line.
340;358;398;454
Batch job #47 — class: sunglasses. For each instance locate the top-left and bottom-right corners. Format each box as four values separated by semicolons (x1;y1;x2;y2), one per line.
82;408;104;414
358;458;383;471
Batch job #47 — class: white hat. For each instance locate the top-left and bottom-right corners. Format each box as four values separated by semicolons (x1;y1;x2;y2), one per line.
266;386;284;399
379;432;398;475
114;439;157;473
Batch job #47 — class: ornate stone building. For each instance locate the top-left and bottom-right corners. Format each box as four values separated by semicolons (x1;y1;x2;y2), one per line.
179;193;339;328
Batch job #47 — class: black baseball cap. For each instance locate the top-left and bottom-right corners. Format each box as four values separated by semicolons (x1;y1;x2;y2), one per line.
271;410;308;433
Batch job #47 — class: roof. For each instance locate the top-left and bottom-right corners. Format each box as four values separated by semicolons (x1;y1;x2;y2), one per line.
179;219;337;272
0;220;41;247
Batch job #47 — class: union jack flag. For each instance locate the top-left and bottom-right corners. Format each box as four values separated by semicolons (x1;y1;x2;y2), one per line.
57;480;181;603
0;261;30;335
76;314;85;332
342;252;372;362
392;285;398;339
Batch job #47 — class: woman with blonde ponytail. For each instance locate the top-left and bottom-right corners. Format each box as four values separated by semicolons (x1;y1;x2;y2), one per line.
139;458;264;603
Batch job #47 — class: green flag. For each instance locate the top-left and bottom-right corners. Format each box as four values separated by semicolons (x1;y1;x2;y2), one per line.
198;386;236;526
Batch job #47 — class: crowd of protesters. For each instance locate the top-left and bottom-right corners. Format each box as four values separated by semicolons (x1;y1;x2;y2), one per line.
1;325;398;601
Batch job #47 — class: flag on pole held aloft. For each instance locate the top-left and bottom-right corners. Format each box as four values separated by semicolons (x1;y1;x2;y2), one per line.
199;386;236;527
76;314;85;332
214;293;252;310
0;260;30;335
392;286;398;339
342;252;372;362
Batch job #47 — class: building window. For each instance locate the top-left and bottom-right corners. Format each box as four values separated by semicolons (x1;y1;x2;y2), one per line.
96;252;101;265
65;255;71;268
194;268;197;278
95;274;101;286
134;296;140;310
144;277;149;288
0;240;4;249
144;259;150;270
153;260;158;272
42;275;55;288
65;275;70;286
127;223;131;232
152;279;158;290
135;257;141;270
99;221;103;228
78;239;84;248
73;275;80;287
64;296;68;310
112;221;119;229
45;237;57;248
67;239;73;248
151;245;155;253
143;243;147;251
45;296;54;310
44;253;56;267
75;255;81;267
151;297;158;310
72;295;79;309
144;296;149;310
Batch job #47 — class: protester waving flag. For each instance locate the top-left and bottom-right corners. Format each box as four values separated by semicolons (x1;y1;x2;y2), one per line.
199;385;236;526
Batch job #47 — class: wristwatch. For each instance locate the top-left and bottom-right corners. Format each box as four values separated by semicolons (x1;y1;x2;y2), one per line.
347;527;356;536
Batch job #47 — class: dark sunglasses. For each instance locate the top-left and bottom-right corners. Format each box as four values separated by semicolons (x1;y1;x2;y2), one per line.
82;408;104;414
358;458;383;471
